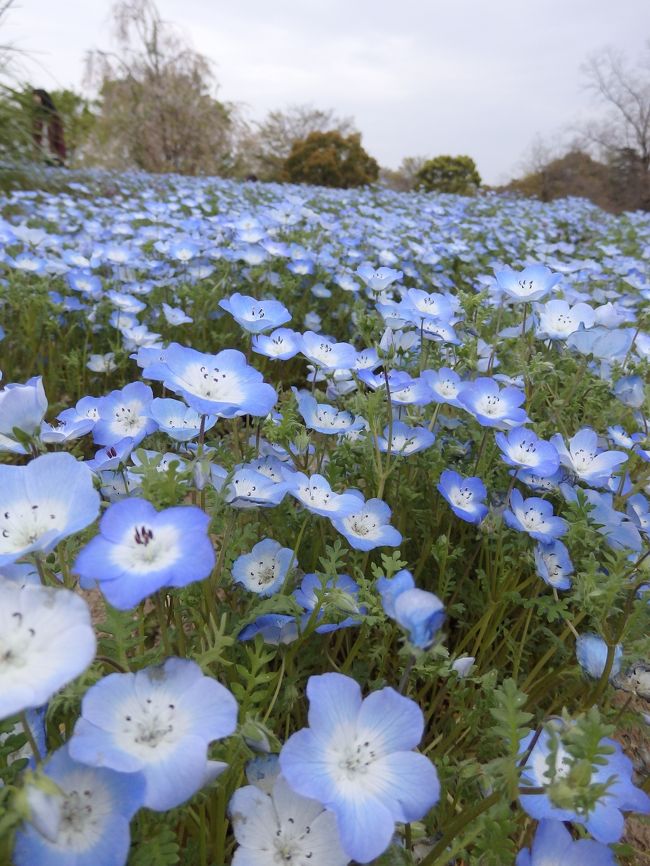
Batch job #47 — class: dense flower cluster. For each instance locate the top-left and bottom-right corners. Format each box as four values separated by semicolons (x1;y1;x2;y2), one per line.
0;167;648;865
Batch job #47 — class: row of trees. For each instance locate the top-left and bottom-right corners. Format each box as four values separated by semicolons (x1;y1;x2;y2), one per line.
0;0;482;192
1;0;648;206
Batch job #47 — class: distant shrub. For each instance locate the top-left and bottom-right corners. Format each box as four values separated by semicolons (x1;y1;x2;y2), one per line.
416;154;481;195
283;131;379;188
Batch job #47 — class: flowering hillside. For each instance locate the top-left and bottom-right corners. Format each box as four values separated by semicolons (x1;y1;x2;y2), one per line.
0;170;649;865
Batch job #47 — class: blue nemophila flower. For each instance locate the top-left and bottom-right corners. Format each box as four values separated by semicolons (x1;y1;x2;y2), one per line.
364;369;434;407
69;658;238;811
10;252;46;275
87;352;117;373
402;288;454;323
215;465;290;509
607;425;644;450
535;299;596;340
73;498;214;609
150;397;216;442
563;488;643;553
299;332;357;372
279;673;440;863
495;428;560;477
437;470;488;524
232;538;294;596
331;491;402;551
58;395;102;428
106;289;146;315
627;493;650;537
93;382;157;447
356;263;403;293
504;489;568;543
377;569;445;649
516;818;616;866
230;775;349;866
495;263;561;302
421;367;465;408
87;437;135;473
0;453;100;566
551;428;628;488
252;327;301;360
169;238;199;261
14;744;145;866
141;343;277;418
376;420;435;456
40;414;94;445
519;723;650;843
0;376;47;453
219;292;291;334
294;572;363;633
294;389;364;436
286;473;359;519
458;377;529;429
534;540;574;590
120;323;163;352
67;270;102;298
421;317;462;346
238;614;299;645
576;633;623;681
0;581;96;721
451;656;475;677
613;374;645;409
517;467;563;493
161;302;193;325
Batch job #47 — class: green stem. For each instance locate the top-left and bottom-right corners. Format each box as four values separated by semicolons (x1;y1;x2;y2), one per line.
19;711;42;762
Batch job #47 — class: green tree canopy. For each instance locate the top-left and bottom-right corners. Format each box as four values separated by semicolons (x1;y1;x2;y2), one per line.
283;131;379;189
415;154;481;195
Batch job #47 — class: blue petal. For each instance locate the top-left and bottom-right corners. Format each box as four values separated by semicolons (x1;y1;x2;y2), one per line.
306;673;362;738
357;687;425;753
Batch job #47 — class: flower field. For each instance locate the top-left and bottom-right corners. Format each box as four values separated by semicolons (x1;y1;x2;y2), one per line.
0;169;649;865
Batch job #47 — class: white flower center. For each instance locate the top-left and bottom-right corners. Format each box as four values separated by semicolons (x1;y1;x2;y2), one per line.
344;512;378;538
249;555;278;588
333;738;377;781
572;448;595;471
114;691;188;760
542;553;564;585
437;379;458;398
475;394;501;416
53;772;113;852
521;507;546;531
299;484;331;508
0;500;65;554
513;440;538;462
315;409;350;430
0;609;37;671
183;362;243;403
531;744;572;786
451;487;474;507
111;404;146;435
111;523;179;574
272;826;315;864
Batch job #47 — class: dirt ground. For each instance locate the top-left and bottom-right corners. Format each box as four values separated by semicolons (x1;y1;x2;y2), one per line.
612;692;650;866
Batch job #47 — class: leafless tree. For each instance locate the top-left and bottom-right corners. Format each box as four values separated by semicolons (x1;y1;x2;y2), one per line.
581;44;650;208
84;0;237;174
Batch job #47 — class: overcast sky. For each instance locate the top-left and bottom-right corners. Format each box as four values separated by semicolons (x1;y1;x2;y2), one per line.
4;0;648;183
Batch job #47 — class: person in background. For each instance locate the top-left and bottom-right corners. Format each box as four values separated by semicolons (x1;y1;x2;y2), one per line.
32;89;67;166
